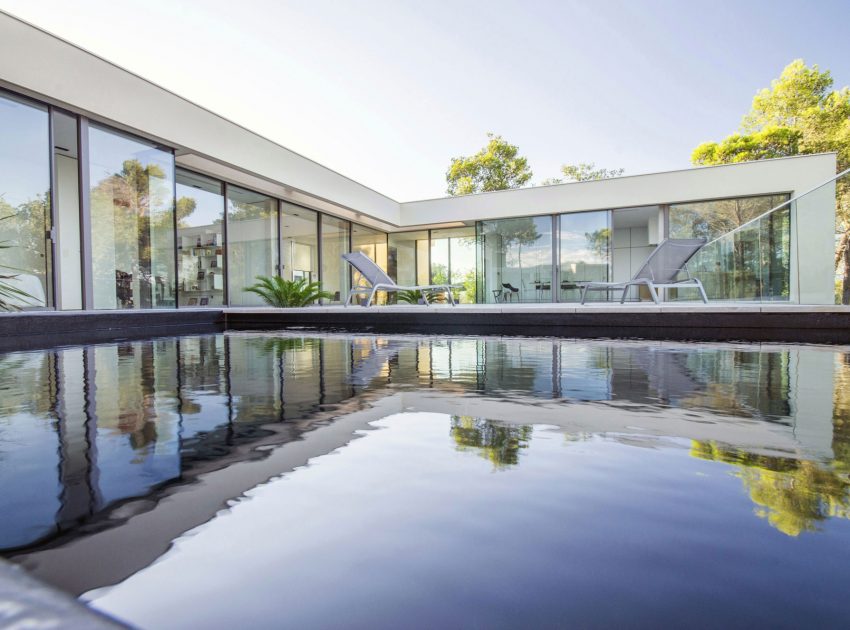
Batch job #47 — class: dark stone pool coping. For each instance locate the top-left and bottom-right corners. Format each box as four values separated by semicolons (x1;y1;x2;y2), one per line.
0;309;224;352
2;305;850;348
224;305;850;344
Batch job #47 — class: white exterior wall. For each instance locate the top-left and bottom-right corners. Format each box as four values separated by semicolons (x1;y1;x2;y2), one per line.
401;154;835;225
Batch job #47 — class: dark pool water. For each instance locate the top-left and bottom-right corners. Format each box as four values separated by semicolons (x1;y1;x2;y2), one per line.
2;333;850;628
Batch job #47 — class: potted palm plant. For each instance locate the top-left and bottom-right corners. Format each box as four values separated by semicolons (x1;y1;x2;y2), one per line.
244;276;333;307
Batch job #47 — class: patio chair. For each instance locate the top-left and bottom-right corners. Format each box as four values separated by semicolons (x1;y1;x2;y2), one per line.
579;238;708;304
342;252;461;307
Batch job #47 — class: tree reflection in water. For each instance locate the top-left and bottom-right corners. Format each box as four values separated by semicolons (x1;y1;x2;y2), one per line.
450;416;533;469
691;441;850;536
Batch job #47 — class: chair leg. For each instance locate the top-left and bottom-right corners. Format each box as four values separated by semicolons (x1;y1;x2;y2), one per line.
420;289;429;306
446;287;456;306
365;287;378;307
580;286;588;305
648;283;660;304
620;285;629;304
344;289;354;307
696;280;708;303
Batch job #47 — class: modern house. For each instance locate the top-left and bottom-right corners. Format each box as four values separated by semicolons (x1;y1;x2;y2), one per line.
0;10;838;313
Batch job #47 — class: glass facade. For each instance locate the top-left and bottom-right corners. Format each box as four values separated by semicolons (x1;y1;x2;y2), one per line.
0;92;51;309
430;226;477;303
388;231;429;287
559;210;610;302
0;84;813;311
479;216;553;303
226;185;277;306
89;124;176;309
280;203;318;283
321;214;350;304
673;194;791;301
176;169;225;307
669;194;788;241
351;224;388;304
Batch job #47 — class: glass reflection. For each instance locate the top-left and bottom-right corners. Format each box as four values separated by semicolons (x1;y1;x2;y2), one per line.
176;170;225;307
0;92;51;308
431;226;477;303
559;210;610;302
2;335;850;556
226;185;277;306
320;215;349;304
479;216;552;303
89;125;176;309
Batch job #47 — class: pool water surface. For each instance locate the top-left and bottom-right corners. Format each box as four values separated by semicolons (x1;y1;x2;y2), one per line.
1;332;849;628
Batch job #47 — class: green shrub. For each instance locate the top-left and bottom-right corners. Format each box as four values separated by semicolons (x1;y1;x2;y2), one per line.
244;276;333;307
0;214;35;311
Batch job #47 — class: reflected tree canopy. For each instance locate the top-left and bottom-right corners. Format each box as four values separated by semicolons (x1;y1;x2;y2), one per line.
691;441;850;537
450;416;532;469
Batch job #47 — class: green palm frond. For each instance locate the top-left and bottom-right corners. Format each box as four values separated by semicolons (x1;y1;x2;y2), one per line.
396;289;428;304
244;276;334;307
0;214;36;312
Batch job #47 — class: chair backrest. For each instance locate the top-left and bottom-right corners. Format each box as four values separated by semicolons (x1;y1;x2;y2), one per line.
342;252;396;287
631;238;706;282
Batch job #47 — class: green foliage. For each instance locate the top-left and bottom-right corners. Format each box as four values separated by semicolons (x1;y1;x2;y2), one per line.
0;213;36;311
585;228;611;260
451;416;533;469
690;59;850;303
396;289;428;304
691;440;850;537
692;126;803;165
244;276;333;307
542;163;625;185
446;133;532;196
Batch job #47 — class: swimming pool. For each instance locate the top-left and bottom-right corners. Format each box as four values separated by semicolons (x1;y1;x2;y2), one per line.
2;332;850;628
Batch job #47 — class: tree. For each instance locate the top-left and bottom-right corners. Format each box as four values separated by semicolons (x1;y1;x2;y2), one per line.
541;162;624;185
690;60;850;303
446;133;532;195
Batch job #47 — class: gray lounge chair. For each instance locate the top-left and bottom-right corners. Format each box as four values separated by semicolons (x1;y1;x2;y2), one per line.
342;252;460;307
579;238;708;304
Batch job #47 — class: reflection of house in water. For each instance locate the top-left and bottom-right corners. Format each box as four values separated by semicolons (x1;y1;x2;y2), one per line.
2;333;849;583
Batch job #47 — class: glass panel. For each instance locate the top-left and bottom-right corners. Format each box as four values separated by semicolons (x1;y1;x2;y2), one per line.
89;125;175;309
670;194;788;241
280;203;318;284
431;226;477;303
320;215;349;304
53;111;82;310
351;223;387;304
388;230;428;286
559;210;610;302
685;202;793;302
478;216;552;303
176;169;224;307
226;185;277;307
0;92;51;309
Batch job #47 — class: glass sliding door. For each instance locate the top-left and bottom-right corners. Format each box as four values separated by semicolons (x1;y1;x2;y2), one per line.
226;185;277;306
388;230;429;287
430;226;477;303
0;92;51;309
478;216;552;303
351;224;388;304
558;210;610;302
280;203;318;284
320;215;349;304
89;124;175;309
176;169;225;307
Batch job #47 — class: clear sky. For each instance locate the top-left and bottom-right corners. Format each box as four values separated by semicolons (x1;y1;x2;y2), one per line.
2;0;848;201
